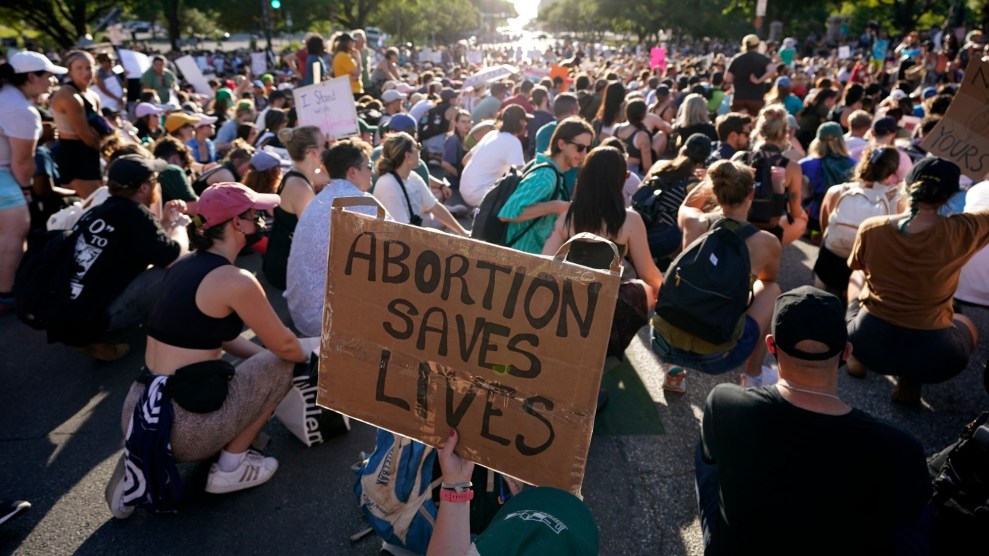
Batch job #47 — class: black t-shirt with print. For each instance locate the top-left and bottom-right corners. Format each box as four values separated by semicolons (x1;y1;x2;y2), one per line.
48;196;180;345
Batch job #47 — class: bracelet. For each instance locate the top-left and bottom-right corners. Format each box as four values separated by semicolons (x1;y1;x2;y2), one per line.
441;481;472;493
440;488;474;503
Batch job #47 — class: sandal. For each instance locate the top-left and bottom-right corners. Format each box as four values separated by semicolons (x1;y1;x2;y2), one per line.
663;367;687;394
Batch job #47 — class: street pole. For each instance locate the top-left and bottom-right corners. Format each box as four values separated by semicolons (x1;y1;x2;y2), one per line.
262;0;274;56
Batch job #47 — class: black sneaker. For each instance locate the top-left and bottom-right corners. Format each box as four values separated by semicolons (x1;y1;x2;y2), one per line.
0;500;30;526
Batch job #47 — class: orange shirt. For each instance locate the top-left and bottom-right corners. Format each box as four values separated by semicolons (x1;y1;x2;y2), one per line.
849;212;989;329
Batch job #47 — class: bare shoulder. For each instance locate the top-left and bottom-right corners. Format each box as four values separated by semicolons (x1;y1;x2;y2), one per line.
750;229;782;255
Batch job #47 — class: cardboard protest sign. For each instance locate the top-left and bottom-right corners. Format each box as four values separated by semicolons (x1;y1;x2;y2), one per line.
251;52;268;76
921;58;989;181
523;66;550;82
463;65;519;89
292;76;360;139
175;55;213;99
317;198;621;495
118;49;149;80
550;65;570;92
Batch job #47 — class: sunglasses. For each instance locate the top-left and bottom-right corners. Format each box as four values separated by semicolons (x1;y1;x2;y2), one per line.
567;141;591;153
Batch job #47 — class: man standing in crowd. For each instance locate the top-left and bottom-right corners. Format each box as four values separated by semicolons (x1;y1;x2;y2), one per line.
140;56;179;105
47;155;188;360
696;286;932;554
352;29;372;93
498;117;594;254
286;140;375;337
471;81;509;124
459;105;529;207
726;35;775;115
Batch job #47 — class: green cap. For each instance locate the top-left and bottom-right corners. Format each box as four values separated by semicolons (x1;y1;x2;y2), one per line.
215;88;234;102
473;487;599;556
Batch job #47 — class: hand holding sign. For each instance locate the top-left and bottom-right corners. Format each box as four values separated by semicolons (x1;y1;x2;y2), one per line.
292;76;360;139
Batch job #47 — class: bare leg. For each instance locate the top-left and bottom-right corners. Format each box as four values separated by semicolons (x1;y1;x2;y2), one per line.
955;314;979;347
224;403;276;453
779;214;808;247
845;270;868;376
744;280;781;377
67;179;102;199
0;204;30;294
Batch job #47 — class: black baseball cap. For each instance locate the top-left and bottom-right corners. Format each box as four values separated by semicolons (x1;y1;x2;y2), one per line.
107;155;168;189
905;157;960;192
683;133;712;164
771;286;848;361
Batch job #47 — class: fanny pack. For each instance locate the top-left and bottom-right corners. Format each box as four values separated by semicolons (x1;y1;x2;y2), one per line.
138;360;236;414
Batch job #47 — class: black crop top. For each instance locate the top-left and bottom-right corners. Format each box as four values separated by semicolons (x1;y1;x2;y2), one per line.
147;252;244;349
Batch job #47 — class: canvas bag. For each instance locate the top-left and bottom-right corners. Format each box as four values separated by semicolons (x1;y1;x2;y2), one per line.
822;182;893;258
274;351;350;447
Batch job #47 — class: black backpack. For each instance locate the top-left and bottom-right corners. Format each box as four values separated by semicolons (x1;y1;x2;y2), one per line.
928;411;989;554
470;163;565;247
736;149;787;225
418;104;449;142
12;229;75;330
655;218;757;345
631;173;692;229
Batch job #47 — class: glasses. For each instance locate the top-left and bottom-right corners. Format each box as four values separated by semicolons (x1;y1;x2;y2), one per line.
567;141;591;153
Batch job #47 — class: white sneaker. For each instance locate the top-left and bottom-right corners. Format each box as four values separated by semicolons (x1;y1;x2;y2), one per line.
741;365;779;389
205;450;278;494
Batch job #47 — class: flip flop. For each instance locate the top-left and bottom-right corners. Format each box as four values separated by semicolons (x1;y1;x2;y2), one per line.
663;367;687;395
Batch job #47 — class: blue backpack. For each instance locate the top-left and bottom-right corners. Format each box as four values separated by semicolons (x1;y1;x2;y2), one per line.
354;430;440;554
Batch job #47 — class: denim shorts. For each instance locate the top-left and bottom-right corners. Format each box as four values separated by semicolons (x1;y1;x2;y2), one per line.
0;170;27;210
651;316;760;375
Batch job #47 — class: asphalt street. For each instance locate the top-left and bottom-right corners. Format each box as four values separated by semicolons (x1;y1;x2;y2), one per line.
2;236;987;555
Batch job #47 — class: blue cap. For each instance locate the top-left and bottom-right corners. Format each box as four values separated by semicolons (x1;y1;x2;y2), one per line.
386;113;417;134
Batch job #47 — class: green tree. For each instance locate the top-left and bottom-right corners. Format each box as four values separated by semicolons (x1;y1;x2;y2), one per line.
370;0;480;44
1;0;130;48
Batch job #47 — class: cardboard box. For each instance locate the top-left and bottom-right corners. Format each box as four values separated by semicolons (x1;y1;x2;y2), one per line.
317;197;621;495
921;58;989;181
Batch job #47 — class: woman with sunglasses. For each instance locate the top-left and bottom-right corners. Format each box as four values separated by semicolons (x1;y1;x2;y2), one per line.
0;52;65;314
373;132;467;234
109;182;317;518
262;125;326;290
813;146;904;297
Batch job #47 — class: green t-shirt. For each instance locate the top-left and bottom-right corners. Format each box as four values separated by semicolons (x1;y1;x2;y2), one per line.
140;69;177;104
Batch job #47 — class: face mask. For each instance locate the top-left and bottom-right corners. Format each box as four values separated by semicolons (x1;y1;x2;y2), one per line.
241;214;267;246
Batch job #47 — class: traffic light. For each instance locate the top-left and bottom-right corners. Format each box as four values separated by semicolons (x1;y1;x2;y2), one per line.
270;0;281;8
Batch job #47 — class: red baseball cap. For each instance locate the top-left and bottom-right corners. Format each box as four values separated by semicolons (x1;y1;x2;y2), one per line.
198;182;280;228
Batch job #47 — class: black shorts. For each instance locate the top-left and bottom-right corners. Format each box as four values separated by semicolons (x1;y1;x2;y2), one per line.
813;246;852;291
846;299;976;383
54;139;102;184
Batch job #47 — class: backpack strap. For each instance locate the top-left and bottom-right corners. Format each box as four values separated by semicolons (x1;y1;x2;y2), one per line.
390;171;419;224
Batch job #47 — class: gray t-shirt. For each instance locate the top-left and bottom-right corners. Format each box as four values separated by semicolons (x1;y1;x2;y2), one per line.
285;178;381;337
0;85;42;170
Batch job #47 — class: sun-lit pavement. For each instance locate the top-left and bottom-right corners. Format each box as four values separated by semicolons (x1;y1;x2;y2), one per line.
2;234;985;555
